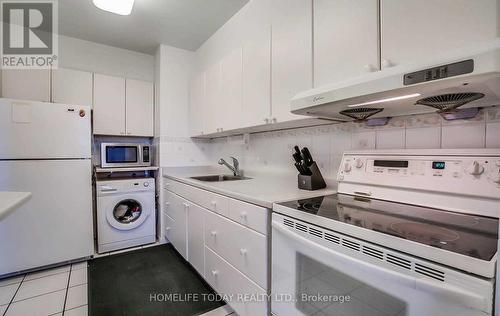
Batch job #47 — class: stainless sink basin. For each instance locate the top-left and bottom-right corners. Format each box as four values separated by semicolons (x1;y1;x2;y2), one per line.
190;175;251;182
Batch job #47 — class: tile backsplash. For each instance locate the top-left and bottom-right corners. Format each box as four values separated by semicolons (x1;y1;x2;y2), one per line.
158;106;500;179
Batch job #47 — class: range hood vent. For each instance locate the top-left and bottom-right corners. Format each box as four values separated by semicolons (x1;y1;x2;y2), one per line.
291;40;500;121
415;92;485;112
339;108;383;121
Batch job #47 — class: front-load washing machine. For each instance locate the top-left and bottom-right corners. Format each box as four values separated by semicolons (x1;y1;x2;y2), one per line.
96;178;156;253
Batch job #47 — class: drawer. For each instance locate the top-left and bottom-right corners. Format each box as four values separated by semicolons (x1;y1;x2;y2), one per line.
228;199;268;235
205;247;267;316
163;212;174;240
163;190;186;222
205;210;267;289
164;179;229;217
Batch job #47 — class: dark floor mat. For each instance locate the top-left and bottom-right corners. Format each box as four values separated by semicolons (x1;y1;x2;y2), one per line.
89;244;224;316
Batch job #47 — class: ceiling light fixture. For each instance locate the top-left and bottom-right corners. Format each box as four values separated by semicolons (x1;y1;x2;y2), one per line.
347;93;421;108
92;0;135;15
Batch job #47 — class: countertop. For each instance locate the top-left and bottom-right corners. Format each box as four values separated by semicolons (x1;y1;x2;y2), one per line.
162;166;336;209
0;192;31;221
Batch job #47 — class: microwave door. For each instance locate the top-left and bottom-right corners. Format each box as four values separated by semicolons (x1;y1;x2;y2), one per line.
271;218;491;316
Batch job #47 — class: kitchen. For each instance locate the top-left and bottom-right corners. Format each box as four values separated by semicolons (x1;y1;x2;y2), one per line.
0;0;499;315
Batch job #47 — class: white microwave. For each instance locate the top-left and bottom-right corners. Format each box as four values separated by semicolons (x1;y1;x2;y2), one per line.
100;143;151;168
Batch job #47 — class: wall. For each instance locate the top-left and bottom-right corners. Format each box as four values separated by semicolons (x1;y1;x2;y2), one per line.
205;106;500;179
59;35;155;81
154;44;212;167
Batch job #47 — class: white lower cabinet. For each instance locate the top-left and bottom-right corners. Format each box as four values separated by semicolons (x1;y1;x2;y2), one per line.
187;202;206;277
163;179;269;315
205;247;267;316
163;190;188;259
205;210;267;289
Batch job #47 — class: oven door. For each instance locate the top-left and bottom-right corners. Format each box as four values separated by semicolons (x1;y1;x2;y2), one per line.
271;214;492;316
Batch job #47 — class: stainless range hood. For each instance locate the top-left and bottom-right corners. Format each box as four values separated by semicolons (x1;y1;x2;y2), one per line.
291;39;500;121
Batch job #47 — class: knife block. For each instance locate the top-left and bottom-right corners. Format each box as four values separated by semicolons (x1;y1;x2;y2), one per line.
298;162;326;191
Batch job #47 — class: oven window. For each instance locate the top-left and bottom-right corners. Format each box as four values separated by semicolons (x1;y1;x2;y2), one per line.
295;253;407;316
106;146;138;163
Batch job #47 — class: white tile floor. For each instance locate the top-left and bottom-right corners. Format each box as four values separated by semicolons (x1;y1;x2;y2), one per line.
0;262;88;316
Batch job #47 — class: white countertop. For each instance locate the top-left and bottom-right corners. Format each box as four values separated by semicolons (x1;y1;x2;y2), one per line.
163;166;336;208
0;192;31;221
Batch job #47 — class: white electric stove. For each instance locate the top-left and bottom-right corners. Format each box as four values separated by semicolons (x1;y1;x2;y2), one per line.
272;149;500;316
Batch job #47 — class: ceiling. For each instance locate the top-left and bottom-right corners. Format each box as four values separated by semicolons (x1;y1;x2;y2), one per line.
58;0;249;55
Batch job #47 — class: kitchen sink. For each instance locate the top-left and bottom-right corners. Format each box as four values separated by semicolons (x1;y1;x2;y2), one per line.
190;175;251;182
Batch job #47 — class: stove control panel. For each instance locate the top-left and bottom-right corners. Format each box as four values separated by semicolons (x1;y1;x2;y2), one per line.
338;151;500;205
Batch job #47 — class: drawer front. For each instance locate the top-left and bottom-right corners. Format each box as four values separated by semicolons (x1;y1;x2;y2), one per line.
205;210;267;289
164;179;229;217
163;190;186;222
205;247;267;316
163;212;174;240
228;199;268;235
162;211;187;259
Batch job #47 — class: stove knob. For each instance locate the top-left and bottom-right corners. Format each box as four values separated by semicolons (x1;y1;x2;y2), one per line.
343;162;352;173
355;159;364;169
467;161;484;176
144;182;150;187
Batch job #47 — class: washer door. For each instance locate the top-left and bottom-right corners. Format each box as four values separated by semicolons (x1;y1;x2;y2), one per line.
106;198;150;231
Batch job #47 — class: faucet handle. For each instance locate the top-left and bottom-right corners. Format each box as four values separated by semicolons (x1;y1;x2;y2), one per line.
230;156;239;169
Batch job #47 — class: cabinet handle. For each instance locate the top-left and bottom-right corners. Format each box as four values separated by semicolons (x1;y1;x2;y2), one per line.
239;248;247;256
211;270;219;276
210;231;217;237
165;227;171;231
364;64;377;72
127;132;132;135
210;201;217;209
182;202;189;209
164;202;170;207
271;117;277;123
264;118;270;124
382;59;396;68
240;212;247;220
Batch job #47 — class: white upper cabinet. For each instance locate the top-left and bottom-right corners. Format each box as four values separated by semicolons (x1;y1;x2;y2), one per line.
52;68;93;106
220;48;243;131
205;62;222;135
2;69;50;102
270;0;313;123
381;0;500;68
314;0;379;87
93;74;126;136
242;26;272;128
189;72;206;137
125;79;154;137
93;74;153;137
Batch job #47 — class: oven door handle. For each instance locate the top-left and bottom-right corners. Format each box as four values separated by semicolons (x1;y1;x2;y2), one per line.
272;221;488;312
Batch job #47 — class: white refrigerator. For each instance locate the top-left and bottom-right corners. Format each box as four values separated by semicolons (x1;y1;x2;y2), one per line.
0;98;94;276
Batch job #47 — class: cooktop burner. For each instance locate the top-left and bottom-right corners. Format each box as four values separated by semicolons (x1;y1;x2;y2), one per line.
278;194;498;261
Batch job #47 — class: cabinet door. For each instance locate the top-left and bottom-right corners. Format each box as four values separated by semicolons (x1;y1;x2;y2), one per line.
189;72;206;137
242;27;272;128
271;0;313;123
93;74;126;135
205;62;222;134
220;48;243;132
187;202;206;276
314;0;379;87
164;191;188;259
126;79;154;137
2;69;50;102
381;0;499;68
52;68;93;106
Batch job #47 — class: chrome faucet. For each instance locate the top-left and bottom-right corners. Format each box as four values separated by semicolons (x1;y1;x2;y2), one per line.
218;157;241;176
